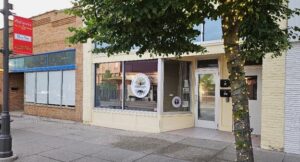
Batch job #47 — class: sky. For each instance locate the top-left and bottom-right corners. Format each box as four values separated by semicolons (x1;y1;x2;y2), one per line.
0;0;73;27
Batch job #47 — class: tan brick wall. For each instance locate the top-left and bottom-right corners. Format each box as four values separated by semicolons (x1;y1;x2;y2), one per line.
261;54;285;151
25;104;79;121
0;10;83;121
24;11;83;122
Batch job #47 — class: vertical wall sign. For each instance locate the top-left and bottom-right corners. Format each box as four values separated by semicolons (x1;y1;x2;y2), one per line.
13;16;33;55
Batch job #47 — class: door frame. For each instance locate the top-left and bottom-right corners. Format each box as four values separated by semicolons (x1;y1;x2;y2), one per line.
245;65;262;135
194;68;220;129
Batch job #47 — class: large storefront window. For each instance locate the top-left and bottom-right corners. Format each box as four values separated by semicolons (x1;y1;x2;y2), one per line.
94;60;158;112
95;62;122;109
125;60;158;111
163;60;191;112
25;70;76;107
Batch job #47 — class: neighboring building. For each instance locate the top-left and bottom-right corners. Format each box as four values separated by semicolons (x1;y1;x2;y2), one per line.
284;0;300;155
81;0;300;155
0;10;83;121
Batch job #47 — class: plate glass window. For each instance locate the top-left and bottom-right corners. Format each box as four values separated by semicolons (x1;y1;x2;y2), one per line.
125;60;158;111
48;71;62;105
164;60;191;112
95;62;123;109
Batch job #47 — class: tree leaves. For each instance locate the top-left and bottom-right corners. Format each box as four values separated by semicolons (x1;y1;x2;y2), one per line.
67;0;298;59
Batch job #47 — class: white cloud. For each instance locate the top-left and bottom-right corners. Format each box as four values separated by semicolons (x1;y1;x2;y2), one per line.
0;0;73;27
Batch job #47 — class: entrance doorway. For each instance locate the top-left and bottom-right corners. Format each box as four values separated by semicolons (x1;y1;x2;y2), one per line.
195;68;220;129
245;66;262;135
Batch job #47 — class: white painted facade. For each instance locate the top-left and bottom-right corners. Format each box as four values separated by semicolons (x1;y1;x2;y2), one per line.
285;42;300;154
284;0;300;154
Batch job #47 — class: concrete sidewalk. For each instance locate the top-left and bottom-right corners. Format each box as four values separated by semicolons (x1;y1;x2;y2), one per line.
10;115;300;162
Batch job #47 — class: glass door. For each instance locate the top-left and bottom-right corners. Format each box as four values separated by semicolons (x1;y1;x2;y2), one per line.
195;69;219;129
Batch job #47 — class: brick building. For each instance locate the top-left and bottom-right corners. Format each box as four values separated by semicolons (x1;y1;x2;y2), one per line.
0;10;83;121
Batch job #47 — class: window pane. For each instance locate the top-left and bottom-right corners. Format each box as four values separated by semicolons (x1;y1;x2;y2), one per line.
9;57;25;70
48;51;75;66
48;71;62;105
193;25;202;44
125;60;158;111
25;72;36;102
36;72;48;104
62;70;75;106
95;62;122;109
198;74;215;121
95;42;110;49
203;18;222;41
197;59;219;68
164;60;191;112
246;76;257;100
24;54;47;68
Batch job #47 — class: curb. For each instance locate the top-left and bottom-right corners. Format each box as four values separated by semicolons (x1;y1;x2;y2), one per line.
0;155;18;162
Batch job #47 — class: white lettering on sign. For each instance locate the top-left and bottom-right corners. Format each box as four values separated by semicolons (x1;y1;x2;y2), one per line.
14;33;32;42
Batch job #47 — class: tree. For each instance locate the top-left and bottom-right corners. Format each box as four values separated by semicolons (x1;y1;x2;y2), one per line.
67;0;300;161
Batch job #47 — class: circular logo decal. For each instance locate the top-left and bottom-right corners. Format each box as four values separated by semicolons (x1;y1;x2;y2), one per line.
172;96;182;108
131;73;151;98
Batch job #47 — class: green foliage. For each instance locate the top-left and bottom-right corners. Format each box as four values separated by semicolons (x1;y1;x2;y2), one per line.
67;0;299;59
67;0;217;56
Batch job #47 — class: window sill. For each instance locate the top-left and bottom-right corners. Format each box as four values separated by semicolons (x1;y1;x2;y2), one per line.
93;107;158;116
162;111;193;116
200;40;223;46
25;103;75;109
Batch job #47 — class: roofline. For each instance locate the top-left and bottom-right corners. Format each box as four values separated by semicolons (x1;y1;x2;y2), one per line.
0;7;73;31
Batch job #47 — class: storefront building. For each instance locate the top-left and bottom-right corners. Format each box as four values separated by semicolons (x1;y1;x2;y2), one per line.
0;1;297;154
82;0;300;154
0;10;84;121
82;21;263;135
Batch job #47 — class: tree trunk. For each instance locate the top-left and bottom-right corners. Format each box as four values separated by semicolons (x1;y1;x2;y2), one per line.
221;16;254;162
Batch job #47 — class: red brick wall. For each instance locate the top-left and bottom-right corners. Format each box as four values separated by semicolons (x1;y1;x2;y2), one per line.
9;73;24;111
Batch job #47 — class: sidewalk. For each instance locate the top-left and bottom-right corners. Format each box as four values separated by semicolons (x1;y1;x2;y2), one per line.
10;115;300;162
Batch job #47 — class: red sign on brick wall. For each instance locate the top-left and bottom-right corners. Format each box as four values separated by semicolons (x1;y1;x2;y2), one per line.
13;16;33;55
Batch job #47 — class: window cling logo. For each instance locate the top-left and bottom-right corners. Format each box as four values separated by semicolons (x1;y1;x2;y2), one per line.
131;73;151;98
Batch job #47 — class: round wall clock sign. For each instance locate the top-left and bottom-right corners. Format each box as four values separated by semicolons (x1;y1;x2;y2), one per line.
131;73;151;98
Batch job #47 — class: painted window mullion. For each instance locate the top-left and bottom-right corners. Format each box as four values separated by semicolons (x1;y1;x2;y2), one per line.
122;61;125;110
